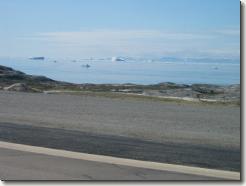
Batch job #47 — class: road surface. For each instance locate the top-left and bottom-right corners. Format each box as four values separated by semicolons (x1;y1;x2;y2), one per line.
0;122;240;172
0;145;238;180
0;91;241;180
0;91;240;149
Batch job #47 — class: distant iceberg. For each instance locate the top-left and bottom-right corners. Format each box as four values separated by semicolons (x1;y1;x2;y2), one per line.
111;57;125;62
29;57;45;60
81;64;90;68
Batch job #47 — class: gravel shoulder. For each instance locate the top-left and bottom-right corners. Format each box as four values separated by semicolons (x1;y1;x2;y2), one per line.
0;91;240;149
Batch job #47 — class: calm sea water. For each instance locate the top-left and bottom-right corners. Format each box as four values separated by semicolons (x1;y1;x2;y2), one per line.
0;57;240;85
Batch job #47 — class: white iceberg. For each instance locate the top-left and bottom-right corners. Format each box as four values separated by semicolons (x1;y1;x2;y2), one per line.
111;57;125;62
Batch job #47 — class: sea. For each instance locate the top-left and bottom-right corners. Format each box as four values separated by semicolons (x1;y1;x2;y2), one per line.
0;57;240;85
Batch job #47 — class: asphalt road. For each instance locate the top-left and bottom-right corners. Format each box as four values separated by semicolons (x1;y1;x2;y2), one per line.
0;91;241;174
0;122;240;172
0;91;240;149
0;147;220;181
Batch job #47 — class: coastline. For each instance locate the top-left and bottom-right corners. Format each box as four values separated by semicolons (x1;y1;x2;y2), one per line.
0;65;241;105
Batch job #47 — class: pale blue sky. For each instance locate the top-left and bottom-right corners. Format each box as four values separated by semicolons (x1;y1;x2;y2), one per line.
0;0;240;58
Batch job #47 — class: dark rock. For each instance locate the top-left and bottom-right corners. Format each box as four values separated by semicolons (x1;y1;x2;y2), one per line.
29;57;45;60
30;76;55;83
191;84;224;94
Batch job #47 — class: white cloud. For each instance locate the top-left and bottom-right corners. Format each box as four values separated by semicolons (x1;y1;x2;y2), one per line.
214;28;240;36
33;29;213;43
16;29;239;58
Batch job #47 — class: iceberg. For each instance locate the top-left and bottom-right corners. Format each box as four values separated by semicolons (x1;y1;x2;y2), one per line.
111;57;125;62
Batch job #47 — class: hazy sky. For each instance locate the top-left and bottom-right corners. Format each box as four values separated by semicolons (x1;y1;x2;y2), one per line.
0;0;240;58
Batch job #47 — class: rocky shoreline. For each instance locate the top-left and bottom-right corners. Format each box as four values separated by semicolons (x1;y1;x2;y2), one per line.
0;65;240;104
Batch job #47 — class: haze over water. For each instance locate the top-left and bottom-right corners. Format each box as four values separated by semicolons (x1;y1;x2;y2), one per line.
0;57;240;85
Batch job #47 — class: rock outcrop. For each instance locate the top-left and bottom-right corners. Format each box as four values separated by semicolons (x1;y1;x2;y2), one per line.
0;65;74;91
3;83;40;92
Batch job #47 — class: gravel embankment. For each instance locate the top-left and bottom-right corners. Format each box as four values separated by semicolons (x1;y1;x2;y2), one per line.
0;91;240;149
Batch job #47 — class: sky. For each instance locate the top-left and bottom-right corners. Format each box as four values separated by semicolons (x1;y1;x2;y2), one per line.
0;0;240;59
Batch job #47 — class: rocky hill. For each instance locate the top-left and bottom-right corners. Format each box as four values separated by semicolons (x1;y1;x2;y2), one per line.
0;65;79;91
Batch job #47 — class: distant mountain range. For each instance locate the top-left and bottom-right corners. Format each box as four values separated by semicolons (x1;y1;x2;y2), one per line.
24;56;239;64
78;56;240;63
158;57;240;63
